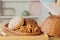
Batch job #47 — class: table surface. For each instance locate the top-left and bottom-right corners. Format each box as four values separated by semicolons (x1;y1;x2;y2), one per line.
0;24;60;40
0;24;48;40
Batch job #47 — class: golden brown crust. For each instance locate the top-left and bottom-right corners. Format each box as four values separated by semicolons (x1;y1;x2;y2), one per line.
11;18;24;30
41;15;60;37
4;18;41;36
8;17;24;30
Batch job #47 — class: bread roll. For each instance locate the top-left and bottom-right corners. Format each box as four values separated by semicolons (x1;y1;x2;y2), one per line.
8;16;24;30
41;15;60;37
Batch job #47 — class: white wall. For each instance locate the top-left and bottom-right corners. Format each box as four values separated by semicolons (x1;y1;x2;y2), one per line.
40;4;49;23
0;0;50;24
2;0;39;1
2;0;41;16
2;2;30;16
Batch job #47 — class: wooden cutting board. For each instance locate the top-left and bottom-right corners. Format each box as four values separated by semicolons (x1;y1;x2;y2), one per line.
0;24;48;40
0;35;48;40
0;30;49;40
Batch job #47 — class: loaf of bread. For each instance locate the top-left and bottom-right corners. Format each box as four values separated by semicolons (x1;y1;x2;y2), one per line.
41;15;60;37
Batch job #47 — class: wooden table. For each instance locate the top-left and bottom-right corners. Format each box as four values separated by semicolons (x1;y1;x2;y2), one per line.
0;24;60;40
49;37;60;40
0;24;48;40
